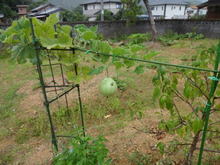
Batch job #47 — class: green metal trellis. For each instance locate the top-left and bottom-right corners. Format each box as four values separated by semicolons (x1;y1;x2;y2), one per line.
29;17;219;164
29;18;86;151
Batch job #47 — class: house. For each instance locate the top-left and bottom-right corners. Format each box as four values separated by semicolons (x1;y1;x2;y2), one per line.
80;0;123;21
186;6;207;18
197;0;220;19
28;3;64;20
0;13;4;24
150;0;188;19
16;5;29;19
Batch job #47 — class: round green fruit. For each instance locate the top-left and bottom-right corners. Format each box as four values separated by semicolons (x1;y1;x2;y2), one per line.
99;77;117;96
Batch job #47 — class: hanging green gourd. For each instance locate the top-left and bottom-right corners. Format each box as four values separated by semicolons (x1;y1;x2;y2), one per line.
99;77;117;96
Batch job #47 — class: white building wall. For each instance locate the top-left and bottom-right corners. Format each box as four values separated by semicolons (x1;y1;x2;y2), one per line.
151;4;186;19
83;4;100;17
165;5;186;19
199;9;207;15
189;8;207;16
83;2;122;19
151;5;165;16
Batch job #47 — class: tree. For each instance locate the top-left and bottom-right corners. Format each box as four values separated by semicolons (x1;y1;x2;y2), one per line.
72;5;83;15
153;44;220;164
121;0;142;24
0;0;31;22
96;10;114;21
27;0;48;11
143;0;157;41
60;6;87;22
114;9;123;20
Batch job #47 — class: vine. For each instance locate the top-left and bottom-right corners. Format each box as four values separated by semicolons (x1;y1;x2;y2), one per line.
0;14;219;164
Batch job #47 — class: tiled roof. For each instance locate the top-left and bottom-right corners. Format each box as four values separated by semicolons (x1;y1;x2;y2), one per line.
31;3;54;12
81;0;121;5
150;0;187;6
29;6;64;16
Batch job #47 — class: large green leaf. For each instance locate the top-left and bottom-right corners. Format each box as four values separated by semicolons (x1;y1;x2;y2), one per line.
165;97;173;110
61;25;72;35
159;95;167;109
45;13;59;26
100;41;111;54
153;86;161;103
192;118;203;134
177;126;185;138
11;43;36;64
82;31;96;41
100;41;111;63
112;47;129;56
87;66;105;75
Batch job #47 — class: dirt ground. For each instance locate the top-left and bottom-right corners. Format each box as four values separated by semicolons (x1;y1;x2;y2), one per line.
0;39;219;164
0;66;174;164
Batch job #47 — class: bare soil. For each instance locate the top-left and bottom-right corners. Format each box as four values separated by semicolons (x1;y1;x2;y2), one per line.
0;39;219;164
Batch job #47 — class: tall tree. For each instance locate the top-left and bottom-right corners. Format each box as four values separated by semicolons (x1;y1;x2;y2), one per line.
0;0;31;22
60;6;87;22
121;0;142;25
143;0;157;41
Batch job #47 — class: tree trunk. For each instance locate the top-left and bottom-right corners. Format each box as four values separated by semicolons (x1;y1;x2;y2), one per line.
143;0;157;42
183;131;201;165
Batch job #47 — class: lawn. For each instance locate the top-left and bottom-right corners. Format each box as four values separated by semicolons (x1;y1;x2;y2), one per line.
0;35;219;164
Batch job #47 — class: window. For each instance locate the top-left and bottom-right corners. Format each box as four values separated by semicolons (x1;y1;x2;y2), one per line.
151;7;155;10
174;7;175;9
179;6;181;10
156;6;158;10
116;3;121;9
84;5;88;10
162;6;163;10
93;4;95;9
171;6;173;10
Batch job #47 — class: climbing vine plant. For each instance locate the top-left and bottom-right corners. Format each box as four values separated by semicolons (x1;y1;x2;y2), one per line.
0;14;219;164
0;14;156;83
153;45;220;164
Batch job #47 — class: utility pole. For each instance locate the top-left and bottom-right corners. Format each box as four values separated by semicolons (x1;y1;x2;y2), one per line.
101;0;104;21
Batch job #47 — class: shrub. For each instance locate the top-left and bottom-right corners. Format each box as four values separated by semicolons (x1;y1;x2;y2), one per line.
128;33;151;45
53;131;111;165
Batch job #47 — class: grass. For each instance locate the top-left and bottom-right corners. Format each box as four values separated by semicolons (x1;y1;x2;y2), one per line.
128;152;153;165
0;38;219;164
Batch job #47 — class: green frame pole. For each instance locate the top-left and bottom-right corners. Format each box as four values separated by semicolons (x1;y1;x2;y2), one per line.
198;41;220;165
29;18;58;151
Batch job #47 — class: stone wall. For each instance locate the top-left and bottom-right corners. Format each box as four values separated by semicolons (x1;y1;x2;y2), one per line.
1;20;220;38
62;20;220;39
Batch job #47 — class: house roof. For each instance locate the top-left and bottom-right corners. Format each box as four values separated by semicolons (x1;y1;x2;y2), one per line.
31;3;54;12
28;6;64;17
150;0;187;6
198;0;220;8
80;0;121;5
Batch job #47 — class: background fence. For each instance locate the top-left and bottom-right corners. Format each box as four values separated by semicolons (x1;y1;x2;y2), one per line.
1;19;220;38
